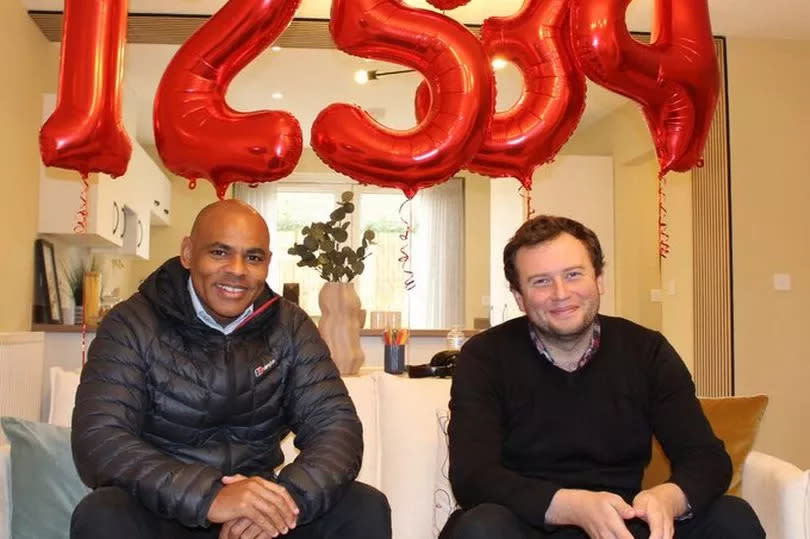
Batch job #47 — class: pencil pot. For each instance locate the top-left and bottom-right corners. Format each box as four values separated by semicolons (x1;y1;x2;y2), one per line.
384;344;406;374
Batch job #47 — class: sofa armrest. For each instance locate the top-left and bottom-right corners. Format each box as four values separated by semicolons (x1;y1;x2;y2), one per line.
1;444;11;539
742;450;809;539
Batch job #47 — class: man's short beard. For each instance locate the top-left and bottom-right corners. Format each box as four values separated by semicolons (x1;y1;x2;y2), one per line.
532;308;599;345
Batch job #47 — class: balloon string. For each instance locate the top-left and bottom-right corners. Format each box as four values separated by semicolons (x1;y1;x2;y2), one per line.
73;174;89;233
519;185;535;220
658;174;670;259
81;314;87;366
398;199;416;291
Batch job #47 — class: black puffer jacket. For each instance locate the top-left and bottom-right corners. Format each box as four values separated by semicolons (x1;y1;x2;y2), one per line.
71;257;362;527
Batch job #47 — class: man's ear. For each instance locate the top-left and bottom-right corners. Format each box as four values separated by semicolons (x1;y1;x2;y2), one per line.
597;273;605;296
180;237;193;269
511;287;527;314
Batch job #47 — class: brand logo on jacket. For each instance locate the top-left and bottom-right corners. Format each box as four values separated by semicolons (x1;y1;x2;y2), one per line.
254;359;277;378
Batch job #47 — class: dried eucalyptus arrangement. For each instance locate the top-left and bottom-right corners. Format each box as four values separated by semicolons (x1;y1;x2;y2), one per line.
287;191;375;282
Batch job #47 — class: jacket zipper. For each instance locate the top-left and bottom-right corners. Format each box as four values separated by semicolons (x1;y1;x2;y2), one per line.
224;336;233;474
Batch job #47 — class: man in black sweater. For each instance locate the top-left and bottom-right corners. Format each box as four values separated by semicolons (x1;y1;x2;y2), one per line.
441;215;764;539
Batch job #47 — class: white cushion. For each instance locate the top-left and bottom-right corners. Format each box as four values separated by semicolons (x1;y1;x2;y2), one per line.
378;375;451;539
47;367;81;428
433;408;458;537
280;374;381;489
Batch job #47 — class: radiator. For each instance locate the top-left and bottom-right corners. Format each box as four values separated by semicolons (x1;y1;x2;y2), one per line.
0;332;44;443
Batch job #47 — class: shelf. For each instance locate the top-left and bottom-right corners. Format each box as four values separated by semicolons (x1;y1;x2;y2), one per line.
32;325;478;337
32;324;97;333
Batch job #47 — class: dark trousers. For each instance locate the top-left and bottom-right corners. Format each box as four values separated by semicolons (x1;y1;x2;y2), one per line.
71;481;391;539
440;496;765;539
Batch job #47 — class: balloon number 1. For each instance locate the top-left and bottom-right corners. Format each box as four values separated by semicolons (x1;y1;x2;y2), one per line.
42;0;719;197
40;0;132;178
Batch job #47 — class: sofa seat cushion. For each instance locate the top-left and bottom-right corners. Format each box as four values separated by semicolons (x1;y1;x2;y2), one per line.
643;394;769;496
377;375;452;539
280;373;381;489
0;417;89;539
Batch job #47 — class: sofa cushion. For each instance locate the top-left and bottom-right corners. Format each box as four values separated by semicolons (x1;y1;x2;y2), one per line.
642;394;769;496
0;417;89;539
280;374;381;489
377;374;452;539
47;367;80;428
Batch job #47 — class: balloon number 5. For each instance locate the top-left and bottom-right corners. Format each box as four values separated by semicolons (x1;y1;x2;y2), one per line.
311;0;495;199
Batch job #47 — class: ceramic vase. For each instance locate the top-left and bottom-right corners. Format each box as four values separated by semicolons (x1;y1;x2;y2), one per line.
318;282;364;375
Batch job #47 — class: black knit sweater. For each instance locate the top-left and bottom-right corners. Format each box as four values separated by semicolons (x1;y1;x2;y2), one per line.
448;315;731;528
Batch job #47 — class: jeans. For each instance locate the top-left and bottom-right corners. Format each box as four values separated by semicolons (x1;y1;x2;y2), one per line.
71;481;391;539
440;495;765;539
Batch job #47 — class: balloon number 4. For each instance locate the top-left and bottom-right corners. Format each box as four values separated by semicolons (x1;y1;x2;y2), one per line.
43;0;720;198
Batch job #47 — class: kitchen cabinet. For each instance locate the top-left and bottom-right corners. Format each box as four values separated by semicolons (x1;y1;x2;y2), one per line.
37;93;171;259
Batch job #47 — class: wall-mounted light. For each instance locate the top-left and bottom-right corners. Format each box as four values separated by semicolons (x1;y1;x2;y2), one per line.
271;92;283;100
353;68;416;85
354;59;510;86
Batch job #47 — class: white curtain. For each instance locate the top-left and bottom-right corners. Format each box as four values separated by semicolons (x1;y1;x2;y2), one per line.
234;183;280;290
409;178;464;328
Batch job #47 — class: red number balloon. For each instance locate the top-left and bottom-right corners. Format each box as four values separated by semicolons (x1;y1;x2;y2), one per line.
310;0;495;199
569;0;719;175
40;0;132;178
415;0;586;189
154;0;303;199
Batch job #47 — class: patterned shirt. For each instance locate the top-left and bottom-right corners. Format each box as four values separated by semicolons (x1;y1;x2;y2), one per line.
529;318;602;371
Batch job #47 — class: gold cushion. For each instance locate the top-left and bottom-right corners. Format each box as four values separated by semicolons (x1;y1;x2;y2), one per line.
641;395;768;496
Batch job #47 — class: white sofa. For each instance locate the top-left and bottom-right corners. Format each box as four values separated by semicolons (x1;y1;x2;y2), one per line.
2;370;809;539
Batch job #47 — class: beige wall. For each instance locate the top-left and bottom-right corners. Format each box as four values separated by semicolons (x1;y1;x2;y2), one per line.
564;104;665;332
129;173;220;294
0;4;57;331
728;37;810;469
463;174;490;328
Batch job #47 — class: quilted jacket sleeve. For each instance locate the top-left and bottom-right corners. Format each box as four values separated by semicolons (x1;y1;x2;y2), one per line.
274;309;363;525
71;303;223;527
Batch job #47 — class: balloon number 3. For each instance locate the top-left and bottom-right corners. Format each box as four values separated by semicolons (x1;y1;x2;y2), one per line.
311;0;495;199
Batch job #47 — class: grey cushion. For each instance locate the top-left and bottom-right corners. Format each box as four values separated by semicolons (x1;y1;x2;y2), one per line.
0;417;89;539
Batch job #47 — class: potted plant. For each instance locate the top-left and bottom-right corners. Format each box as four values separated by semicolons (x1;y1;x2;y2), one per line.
287;191;376;282
287;192;375;374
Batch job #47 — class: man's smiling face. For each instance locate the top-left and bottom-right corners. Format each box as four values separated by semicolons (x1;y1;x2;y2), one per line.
180;201;271;325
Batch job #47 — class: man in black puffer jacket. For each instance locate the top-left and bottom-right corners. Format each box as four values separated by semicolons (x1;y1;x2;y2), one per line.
70;200;391;539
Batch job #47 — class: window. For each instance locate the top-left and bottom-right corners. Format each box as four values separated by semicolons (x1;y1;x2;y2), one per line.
235;174;463;328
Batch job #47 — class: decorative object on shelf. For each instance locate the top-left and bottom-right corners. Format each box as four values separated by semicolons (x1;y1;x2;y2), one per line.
287;191;375;282
318;282;365;375
288;191;375;375
62;256;92;324
82;271;102;328
383;327;409;375
63;256;100;325
33;239;62;324
282;282;300;305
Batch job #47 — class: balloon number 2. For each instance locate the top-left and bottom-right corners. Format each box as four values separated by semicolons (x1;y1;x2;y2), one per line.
43;0;720;198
